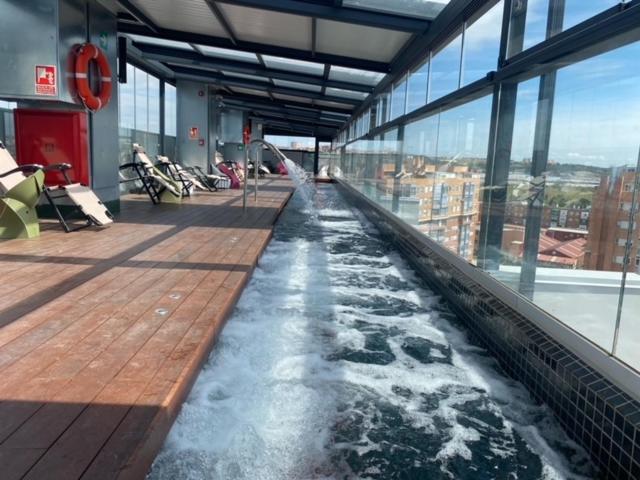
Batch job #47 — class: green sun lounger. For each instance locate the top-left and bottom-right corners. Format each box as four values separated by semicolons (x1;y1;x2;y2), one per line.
0;141;113;239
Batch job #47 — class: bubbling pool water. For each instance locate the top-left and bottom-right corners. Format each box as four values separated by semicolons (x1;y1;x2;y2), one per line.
149;183;594;480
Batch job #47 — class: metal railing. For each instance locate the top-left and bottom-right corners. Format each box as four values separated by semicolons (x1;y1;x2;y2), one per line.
242;139;289;212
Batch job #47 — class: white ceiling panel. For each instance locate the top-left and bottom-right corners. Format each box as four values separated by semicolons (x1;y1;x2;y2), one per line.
272;79;322;92
132;0;228;37
316;19;411;62
218;4;312;50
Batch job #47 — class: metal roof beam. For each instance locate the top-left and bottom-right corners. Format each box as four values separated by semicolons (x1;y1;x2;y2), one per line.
204;0;238;45
171;65;361;105
257;112;342;128
117;0;159;33
230;106;343;128
118;22;390;72
222;99;345;123
223;99;347;122
214;0;431;33
133;43;373;92
213;90;353;114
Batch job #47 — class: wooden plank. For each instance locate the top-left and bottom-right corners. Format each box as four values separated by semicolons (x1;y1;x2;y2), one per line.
0;178;293;480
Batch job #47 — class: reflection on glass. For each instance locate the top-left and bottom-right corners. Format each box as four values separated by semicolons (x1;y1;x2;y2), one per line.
390;77;407;121
406;59;429;113
461;1;503;86
429;32;462;102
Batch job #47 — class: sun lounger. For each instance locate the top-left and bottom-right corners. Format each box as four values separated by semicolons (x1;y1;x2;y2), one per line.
0;141;113;238
156;156;214;192
119;144;182;204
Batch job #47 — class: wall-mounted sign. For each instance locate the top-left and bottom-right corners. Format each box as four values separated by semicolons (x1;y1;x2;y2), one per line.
99;32;108;49
189;126;199;139
35;65;57;96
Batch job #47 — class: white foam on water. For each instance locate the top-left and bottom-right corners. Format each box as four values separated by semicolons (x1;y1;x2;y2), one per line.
149;186;593;480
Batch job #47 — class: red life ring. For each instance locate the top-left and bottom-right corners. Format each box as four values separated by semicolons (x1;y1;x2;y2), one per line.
74;43;112;112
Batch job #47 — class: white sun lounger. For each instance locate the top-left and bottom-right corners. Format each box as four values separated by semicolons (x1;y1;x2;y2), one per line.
119;144;183;204
156;155;210;192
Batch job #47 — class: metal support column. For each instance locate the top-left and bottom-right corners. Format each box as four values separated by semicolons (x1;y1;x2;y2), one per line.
313;137;320;175
477;82;519;271
518;0;565;298
477;0;524;270
159;80;165;155
391;125;405;215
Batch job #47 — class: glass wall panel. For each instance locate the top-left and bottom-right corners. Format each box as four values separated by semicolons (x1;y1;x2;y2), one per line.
0;101;17;156
346;96;492;262
428;31;462;102
119;64;135;131
510;0;619;57
406;59;429;114
461;1;503;86
164;83;177;159
148;75;160;135
134;67;148;133
433;96;492;261
390;76;407;120
379;129;400;213
616;168;640;369
399;115;439;228
119;64;165;165
486;41;640;361
563;0;619;30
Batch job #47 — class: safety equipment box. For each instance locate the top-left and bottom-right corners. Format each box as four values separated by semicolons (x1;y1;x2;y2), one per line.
14;108;90;187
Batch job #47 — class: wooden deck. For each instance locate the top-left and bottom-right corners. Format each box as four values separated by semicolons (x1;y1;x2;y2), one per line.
0;178;294;480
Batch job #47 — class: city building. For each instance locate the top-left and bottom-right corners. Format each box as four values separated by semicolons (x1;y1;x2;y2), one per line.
585;168;639;272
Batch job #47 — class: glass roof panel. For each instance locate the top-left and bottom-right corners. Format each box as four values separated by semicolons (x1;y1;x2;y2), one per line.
328;65;385;86
325;87;369;100
196;45;259;63
272;79;322;92
262;55;325;76
126;34;194;51
342;0;451;20
220;70;269;82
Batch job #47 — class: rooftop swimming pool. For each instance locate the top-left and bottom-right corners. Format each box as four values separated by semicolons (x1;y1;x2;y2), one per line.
149;183;594;480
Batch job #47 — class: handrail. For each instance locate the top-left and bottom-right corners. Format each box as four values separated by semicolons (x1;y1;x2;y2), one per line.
242;139;289;212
